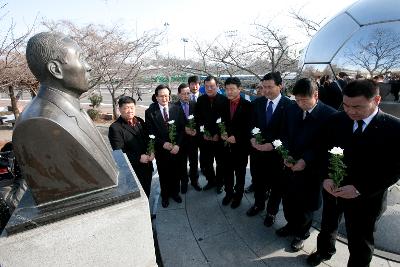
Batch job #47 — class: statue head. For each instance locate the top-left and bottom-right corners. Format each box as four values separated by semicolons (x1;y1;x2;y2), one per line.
26;32;91;97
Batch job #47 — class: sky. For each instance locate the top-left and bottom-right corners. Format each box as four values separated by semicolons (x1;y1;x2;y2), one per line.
3;0;359;58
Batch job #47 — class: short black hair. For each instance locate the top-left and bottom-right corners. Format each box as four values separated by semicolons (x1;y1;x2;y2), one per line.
338;72;348;78
343;79;379;99
118;96;136;107
292;78;317;97
204;75;219;85
178;83;189;93
188;75;200;84
261;71;282;86
224;77;241;88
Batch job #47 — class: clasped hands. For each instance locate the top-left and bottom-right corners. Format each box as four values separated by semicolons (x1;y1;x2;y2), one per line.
203;134;220;142
323;179;361;199
185;127;196;136
163;142;180;154
221;134;236;144
140;153;154;163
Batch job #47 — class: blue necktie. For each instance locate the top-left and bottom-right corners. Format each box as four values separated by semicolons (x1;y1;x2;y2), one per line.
184;103;189;118
266;101;273;126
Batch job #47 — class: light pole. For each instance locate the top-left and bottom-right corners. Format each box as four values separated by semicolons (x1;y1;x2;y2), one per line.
164;22;170;59
181;38;188;60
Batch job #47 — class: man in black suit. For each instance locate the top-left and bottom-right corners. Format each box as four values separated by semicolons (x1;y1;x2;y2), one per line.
145;84;186;208
176;83;202;193
246;72;292;228
109;96;154;197
307;80;400;267
195;75;229;194
279;78;336;251
220;77;252;208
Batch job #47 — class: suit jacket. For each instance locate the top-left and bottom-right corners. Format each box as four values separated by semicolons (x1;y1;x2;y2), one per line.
222;97;252;150
108;116;150;168
12;86;118;204
145;102;186;152
195;94;229;136
324;110;400;200
251;95;293;143
175;100;197;147
283;101;337;210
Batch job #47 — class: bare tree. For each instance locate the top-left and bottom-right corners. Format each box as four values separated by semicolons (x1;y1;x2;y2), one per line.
344;28;400;77
250;23;299;74
0;1;37;120
289;8;326;39
43;20;161;118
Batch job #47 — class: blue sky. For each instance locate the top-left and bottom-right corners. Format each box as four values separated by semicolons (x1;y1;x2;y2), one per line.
3;0;358;58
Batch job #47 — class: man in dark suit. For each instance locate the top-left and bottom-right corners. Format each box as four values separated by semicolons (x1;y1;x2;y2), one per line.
109;96;154;197
279;78;336;251
307;80;400;267
220;77;252;208
246;72;292;228
195;75;229;194
145;84;186;208
176;83;202;193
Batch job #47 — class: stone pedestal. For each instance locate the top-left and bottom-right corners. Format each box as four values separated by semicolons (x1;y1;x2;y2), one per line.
0;151;157;266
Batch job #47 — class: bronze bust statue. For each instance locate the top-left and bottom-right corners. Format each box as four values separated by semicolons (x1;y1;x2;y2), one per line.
12;32;118;204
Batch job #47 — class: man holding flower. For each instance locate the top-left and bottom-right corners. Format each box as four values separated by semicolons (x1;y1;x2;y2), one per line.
145;84;186;208
246;72;292;228
279;78;336;252
195;75;229;194
307;80;400;267
220;77;252;208
176;83;202;192
108;96;154;197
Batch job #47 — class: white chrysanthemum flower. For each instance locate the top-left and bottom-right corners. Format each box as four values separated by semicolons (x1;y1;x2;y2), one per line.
168;120;175;124
329;147;344;155
188;114;194;120
252;127;260;135
149;135;155;139
272;139;282;148
216;118;222;123
200;125;205;132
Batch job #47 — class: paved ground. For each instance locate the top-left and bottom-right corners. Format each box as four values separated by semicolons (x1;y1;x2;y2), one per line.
155;171;400;267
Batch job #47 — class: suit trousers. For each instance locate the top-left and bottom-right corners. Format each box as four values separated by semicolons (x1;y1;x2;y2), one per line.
251;150;284;215
200;140;225;187
316;190;387;267
132;162;153;198
180;137;199;184
156;149;181;199
223;145;248;197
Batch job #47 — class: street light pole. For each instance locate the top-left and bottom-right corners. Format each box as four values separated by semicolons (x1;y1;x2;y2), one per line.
181;38;188;60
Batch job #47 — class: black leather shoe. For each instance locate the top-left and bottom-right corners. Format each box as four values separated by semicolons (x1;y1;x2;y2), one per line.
291;237;305;252
276;225;293;237
263;213;275;227
203;182;216;191
306;251;332;266
245;184;254;193
172;195;182;203
222;195;233;206
181;183;188;194
231;198;241;209
191;182;202;191
216;186;223;194
161;198;169;208
246;205;264;217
